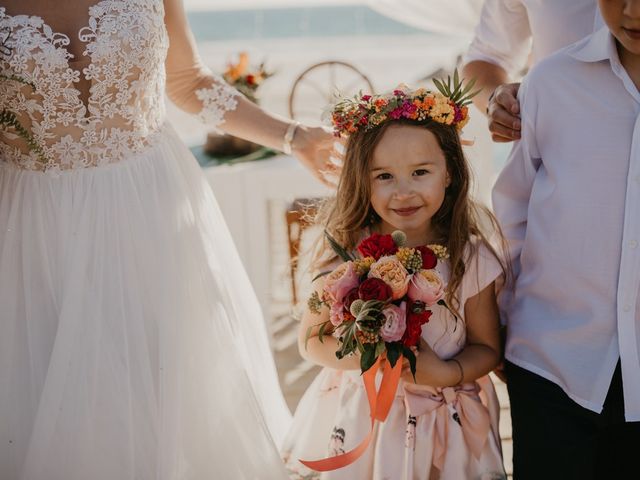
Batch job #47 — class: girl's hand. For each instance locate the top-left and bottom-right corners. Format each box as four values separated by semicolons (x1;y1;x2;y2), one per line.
292;125;343;186
400;340;440;385
400;340;464;387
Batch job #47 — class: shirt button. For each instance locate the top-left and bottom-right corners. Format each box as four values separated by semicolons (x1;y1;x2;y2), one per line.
630;240;639;249
623;304;632;312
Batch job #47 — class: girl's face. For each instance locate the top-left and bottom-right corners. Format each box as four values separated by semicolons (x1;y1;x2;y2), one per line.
369;124;450;246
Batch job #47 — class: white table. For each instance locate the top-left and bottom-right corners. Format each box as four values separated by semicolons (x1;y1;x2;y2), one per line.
203;154;331;316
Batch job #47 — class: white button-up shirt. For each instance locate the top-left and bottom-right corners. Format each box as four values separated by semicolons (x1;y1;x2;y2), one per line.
465;0;599;76
492;27;640;421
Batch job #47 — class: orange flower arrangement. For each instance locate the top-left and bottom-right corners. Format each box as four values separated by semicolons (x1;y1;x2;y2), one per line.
222;52;272;103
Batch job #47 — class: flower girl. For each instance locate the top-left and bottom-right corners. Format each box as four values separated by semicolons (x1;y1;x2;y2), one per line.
282;81;508;480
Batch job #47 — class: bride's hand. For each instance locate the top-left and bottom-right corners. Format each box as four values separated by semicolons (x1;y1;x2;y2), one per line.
292;124;343;187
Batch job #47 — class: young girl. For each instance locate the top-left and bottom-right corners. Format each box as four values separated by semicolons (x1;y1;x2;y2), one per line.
281;85;508;480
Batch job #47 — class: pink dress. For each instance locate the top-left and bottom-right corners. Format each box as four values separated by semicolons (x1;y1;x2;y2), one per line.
282;241;506;480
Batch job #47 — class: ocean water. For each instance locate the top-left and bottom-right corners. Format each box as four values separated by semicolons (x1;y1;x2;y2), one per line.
187;5;429;41
177;4;505;201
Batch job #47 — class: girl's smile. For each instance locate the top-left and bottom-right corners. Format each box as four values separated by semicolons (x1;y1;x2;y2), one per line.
391;206;424;216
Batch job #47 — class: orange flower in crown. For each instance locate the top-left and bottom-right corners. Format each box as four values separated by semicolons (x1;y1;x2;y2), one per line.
330;70;479;137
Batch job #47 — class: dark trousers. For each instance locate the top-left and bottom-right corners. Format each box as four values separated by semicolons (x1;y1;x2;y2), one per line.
506;360;640;480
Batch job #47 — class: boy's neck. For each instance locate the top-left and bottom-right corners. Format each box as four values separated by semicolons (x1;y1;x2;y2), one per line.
617;41;640;90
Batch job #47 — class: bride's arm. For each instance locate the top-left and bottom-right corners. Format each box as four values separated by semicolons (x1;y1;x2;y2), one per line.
163;0;336;181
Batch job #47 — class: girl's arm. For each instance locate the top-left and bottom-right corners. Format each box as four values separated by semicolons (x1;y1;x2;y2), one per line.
298;277;361;371
163;0;336;182
405;281;502;387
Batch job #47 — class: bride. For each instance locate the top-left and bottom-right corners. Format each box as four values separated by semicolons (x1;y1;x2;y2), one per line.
0;0;335;478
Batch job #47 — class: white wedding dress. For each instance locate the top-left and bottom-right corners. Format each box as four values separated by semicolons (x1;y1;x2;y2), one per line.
0;1;290;479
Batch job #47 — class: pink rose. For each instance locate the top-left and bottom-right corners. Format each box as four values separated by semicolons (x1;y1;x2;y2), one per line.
329;302;345;327
368;256;410;300
380;302;407;343
323;261;359;305
407;269;445;306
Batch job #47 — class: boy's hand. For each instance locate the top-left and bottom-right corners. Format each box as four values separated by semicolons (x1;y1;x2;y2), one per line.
493;361;507;383
493;325;507;383
487;82;522;142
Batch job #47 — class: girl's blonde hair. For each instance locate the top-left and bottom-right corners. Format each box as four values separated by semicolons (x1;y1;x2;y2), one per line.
312;118;510;312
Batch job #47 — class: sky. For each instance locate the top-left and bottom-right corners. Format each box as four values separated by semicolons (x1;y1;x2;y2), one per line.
183;0;366;11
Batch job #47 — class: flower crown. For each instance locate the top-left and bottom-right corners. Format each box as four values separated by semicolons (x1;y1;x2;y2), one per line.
330;71;479;137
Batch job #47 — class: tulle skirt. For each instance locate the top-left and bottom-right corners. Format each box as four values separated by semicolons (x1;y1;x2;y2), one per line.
0;125;290;480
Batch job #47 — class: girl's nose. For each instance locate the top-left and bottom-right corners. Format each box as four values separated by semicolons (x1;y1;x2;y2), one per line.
392;182;415;200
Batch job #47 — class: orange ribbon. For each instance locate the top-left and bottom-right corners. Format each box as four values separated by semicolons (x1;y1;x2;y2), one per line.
299;354;403;472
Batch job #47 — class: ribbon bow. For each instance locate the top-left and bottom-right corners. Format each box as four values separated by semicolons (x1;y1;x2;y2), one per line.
404;383;491;471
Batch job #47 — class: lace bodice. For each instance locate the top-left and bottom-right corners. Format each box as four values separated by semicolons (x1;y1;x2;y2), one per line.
0;1;239;173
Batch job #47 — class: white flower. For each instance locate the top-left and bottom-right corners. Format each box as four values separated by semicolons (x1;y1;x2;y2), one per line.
61;68;80;84
82;63;101;80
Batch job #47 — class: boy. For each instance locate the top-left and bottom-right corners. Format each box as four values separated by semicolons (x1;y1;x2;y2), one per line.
492;1;640;478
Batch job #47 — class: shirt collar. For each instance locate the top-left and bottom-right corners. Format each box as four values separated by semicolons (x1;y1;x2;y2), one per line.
568;25;618;64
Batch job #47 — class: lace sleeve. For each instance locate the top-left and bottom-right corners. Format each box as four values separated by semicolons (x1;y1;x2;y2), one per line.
163;0;240;131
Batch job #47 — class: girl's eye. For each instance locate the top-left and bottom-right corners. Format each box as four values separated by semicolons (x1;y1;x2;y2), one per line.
413;169;429;176
375;173;393;180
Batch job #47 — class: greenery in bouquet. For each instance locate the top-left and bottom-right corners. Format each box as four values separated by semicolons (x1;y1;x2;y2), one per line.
306;230;451;379
222;52;273;104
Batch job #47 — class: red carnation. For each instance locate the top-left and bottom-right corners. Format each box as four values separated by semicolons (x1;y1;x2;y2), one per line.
357;233;398;260
343;287;360;312
358;277;392;302
402;300;432;347
416;246;438;270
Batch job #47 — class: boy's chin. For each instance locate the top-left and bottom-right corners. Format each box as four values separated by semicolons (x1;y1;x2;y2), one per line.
616;30;640;55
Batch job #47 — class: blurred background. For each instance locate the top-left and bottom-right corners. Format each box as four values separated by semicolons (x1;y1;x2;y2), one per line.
169;1;512;474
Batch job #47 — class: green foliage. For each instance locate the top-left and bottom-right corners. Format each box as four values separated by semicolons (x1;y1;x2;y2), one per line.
432;69;482;107
360;343;377;373
385;342;402;368
307;291;327;314
324;230;355;262
0;109;47;164
304;320;331;351
402;346;417;382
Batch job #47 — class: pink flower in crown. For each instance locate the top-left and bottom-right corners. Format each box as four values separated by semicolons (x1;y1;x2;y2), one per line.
407;269;445;306
323;261;360;305
380;302;407;342
402;101;417;117
361;94;372;101
389;107;403;120
453;104;465;123
393;89;406;97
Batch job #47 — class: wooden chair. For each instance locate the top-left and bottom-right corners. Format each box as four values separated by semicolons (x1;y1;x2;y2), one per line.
285;199;320;305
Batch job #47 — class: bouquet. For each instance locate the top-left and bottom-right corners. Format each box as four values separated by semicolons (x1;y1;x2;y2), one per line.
300;230;451;472
222;52;273;104
307;230;451;379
